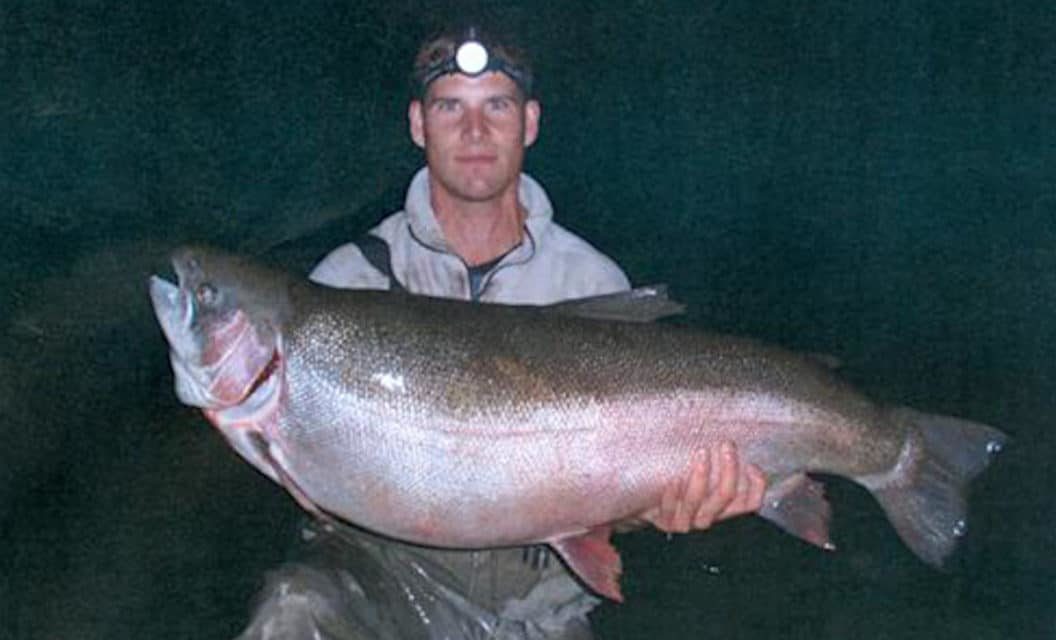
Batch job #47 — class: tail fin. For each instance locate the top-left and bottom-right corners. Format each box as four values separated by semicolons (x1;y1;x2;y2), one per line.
862;407;1008;567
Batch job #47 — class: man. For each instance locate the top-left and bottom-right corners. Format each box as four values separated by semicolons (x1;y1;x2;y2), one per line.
239;25;765;640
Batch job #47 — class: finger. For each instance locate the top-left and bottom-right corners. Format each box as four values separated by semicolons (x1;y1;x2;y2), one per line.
744;464;767;512
651;454;691;532
718;466;751;519
717;441;740;504
676;450;711;531
693;442;738;529
715;467;747;521
663;451;707;533
656;471;681;529
719;463;767;519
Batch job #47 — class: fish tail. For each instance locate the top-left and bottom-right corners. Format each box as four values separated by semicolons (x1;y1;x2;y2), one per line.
862;407;1007;567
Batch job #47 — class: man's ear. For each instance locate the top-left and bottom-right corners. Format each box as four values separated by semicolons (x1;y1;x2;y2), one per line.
408;100;426;149
523;99;540;148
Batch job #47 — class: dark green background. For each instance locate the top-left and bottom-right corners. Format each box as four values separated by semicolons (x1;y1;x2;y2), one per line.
2;1;1052;638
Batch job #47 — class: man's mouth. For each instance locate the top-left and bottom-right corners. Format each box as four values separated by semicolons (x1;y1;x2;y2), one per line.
456;154;497;163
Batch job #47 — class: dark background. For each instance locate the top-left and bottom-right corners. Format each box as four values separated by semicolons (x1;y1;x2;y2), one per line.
2;1;1053;638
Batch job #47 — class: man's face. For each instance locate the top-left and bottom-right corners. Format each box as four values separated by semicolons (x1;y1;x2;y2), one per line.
409;71;540;205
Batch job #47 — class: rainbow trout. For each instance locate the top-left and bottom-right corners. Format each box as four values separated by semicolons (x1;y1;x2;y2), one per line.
149;246;1006;600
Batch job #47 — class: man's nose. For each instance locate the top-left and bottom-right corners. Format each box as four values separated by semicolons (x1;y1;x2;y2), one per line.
462;108;487;141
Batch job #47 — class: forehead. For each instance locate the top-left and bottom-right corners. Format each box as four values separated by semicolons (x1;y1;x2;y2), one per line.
425;71;523;102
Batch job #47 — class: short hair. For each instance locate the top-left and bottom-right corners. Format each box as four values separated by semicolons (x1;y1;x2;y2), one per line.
410;24;534;99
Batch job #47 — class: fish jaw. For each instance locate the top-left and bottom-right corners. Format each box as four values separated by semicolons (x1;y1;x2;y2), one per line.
148;271;278;410
150;274;209;406
149;274;193;357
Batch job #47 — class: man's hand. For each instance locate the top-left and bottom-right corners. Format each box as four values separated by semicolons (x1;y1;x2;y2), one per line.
643;441;767;533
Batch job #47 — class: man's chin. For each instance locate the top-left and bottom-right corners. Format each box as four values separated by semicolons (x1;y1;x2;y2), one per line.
446;178;516;204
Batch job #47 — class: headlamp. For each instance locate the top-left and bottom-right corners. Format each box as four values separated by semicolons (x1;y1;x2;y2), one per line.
416;29;533;97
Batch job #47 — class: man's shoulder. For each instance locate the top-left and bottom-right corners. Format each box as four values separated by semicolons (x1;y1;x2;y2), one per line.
542;221;622;266
309;243;368;288
308;210;406;289
536;222;631;295
369;209;411;240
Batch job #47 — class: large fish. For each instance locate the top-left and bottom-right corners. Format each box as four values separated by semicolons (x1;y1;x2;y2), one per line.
149;246;1007;601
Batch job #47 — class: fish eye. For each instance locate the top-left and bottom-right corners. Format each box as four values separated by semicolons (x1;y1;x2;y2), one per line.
195;283;218;307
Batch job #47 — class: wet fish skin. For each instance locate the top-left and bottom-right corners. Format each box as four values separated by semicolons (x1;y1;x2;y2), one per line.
149;246;1007;600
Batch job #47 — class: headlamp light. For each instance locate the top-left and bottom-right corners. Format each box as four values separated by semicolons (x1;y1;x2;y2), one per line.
454;40;489;75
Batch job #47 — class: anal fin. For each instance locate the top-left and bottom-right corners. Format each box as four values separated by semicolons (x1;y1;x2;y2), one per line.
758;473;835;551
549;526;624;602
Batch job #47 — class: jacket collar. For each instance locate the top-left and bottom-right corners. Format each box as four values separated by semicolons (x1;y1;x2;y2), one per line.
404;167;554;258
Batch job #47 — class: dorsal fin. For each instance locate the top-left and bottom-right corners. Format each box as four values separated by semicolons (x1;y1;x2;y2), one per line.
545;285;685;323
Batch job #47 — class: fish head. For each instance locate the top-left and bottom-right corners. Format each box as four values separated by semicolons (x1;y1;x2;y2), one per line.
149;246;289;410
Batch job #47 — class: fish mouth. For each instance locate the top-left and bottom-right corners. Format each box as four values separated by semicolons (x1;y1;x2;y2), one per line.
149;248;205;343
150;271;216;407
149;272;193;348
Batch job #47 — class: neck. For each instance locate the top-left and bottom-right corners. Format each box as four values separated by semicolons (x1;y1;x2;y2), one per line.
431;183;526;267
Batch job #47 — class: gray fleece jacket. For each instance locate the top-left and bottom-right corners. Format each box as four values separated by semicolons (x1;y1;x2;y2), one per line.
310;167;630;304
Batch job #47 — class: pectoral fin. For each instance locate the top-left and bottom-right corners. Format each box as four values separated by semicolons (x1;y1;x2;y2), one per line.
549;525;624;602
